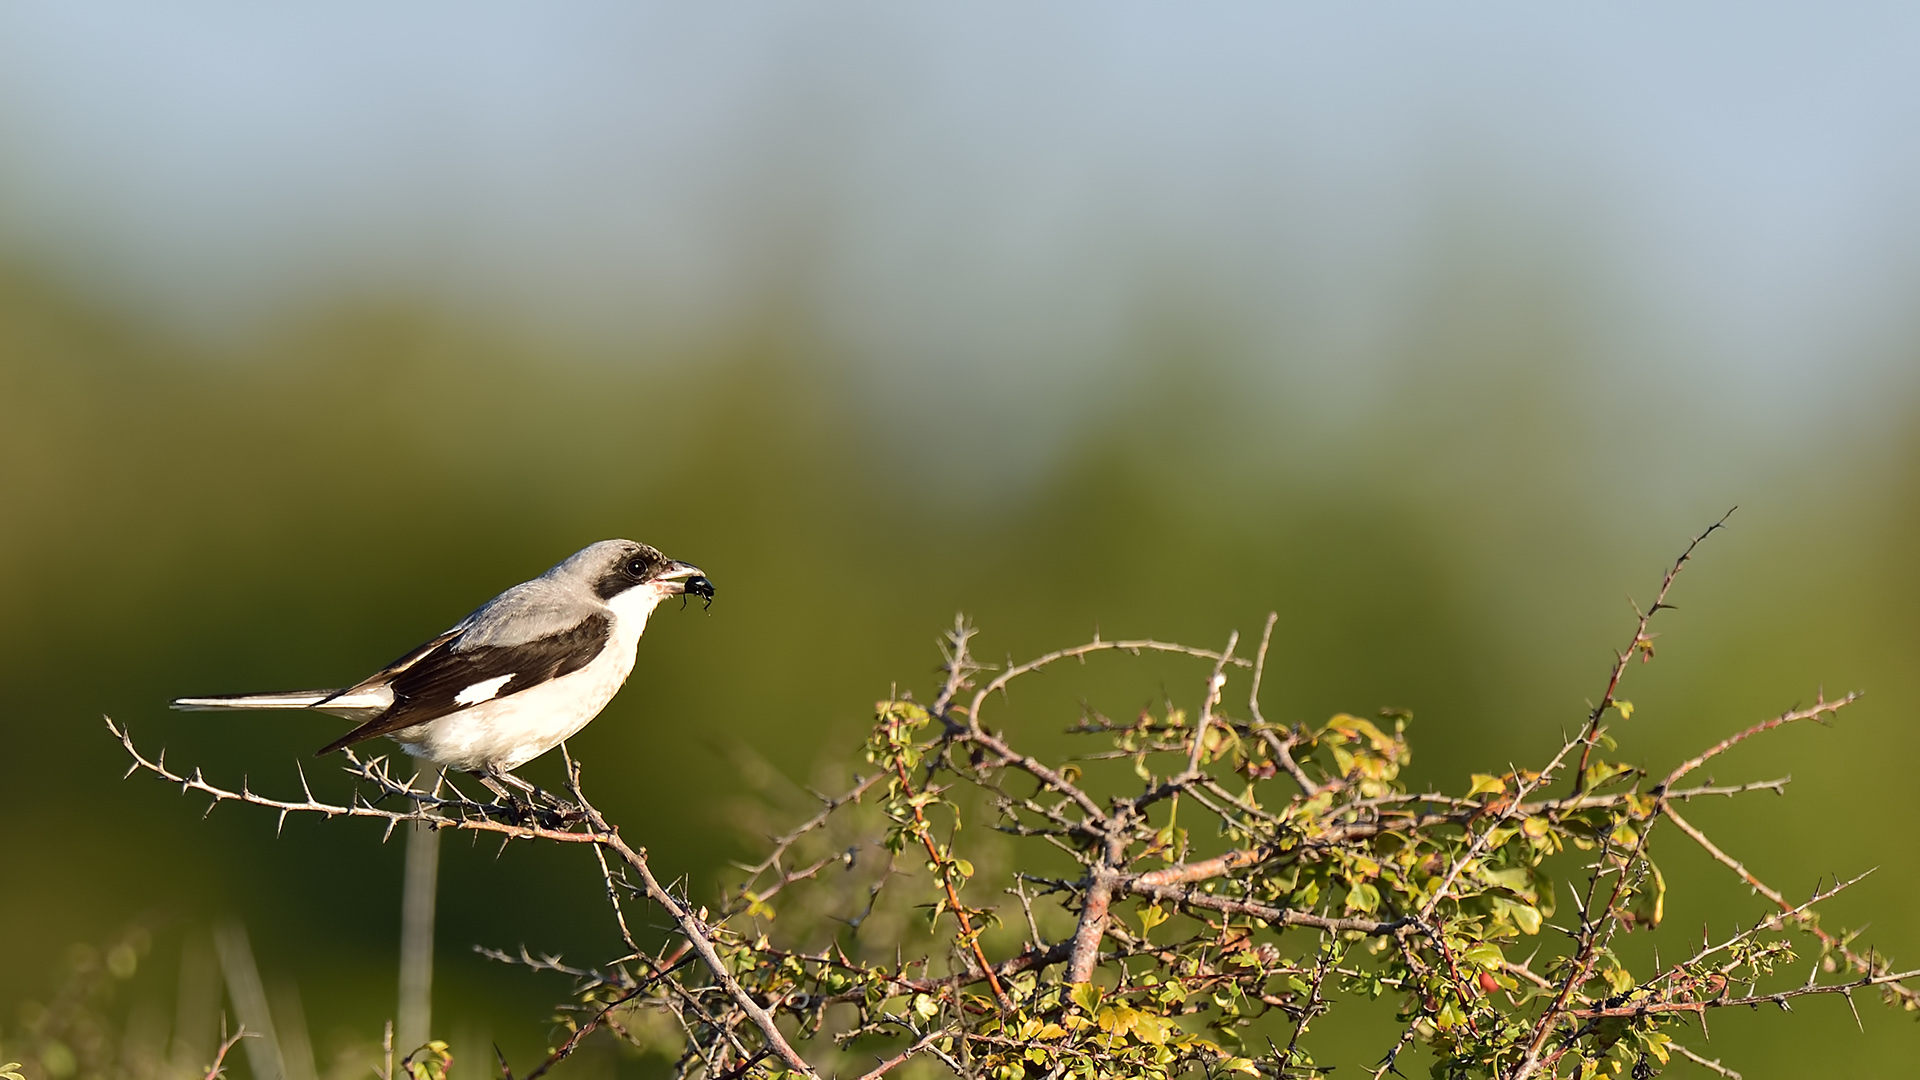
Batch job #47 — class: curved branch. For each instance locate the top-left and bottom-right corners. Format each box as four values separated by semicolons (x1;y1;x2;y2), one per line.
110;719;820;1078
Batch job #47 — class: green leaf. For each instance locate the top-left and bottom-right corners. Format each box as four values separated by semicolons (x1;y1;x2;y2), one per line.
1614;699;1634;720
1328;742;1356;777
1491;896;1544;936
1467;773;1508;798
404;1042;452;1080
1582;760;1634;791
1629;861;1667;928
1605;963;1635;994
1461;942;1505;969
880;700;932;726
1137;903;1169;934
1477;865;1534;899
1070;982;1102;1013
1637;1030;1673;1064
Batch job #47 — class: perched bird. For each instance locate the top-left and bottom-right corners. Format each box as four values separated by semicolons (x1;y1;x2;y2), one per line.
172;540;713;790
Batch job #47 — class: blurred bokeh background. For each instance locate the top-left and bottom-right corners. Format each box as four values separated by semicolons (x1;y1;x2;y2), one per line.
4;4;1920;1077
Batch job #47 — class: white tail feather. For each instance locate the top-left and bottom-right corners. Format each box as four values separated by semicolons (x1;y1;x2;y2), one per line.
172;690;340;710
171;687;392;721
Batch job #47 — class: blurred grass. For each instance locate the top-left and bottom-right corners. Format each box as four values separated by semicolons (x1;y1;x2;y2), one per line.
3;249;1918;1078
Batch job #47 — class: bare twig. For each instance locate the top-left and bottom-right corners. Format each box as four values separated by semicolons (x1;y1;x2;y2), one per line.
1571;509;1734;791
1183;631;1239;776
201;1019;254;1080
1663;805;1919;1009
1564;965;1920;1017
1672;1042;1743;1079
1654;693;1859;794
853;1028;950;1080
965;637;1249;731
1366;1025;1419;1080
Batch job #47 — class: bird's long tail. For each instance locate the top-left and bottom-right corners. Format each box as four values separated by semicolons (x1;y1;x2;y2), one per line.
171;688;393;724
172;690;343;711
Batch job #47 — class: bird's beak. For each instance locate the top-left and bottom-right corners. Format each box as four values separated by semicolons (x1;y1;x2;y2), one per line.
656;561;714;602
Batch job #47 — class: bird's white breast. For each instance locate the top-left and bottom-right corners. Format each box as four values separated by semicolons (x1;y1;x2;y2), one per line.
392;589;663;772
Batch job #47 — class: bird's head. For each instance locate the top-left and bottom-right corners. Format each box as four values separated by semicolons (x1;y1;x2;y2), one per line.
563;539;713;616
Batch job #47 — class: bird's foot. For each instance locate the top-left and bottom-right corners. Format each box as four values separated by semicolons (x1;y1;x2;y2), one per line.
472;769;536;822
473;769;586;824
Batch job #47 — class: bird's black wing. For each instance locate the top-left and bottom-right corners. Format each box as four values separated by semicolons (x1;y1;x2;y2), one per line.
316;613;612;756
350;626;469;687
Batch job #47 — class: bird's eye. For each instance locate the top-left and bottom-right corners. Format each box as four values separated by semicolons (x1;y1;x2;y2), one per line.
625;557;649;578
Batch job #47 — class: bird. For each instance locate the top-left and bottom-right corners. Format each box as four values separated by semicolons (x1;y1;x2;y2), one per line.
172;539;713;793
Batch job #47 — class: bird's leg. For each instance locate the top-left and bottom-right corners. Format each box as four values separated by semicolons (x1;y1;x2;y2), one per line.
496;769;540;796
472;767;584;822
470;768;533;816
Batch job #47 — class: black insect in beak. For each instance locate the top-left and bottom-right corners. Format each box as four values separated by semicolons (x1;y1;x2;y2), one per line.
683;575;715;611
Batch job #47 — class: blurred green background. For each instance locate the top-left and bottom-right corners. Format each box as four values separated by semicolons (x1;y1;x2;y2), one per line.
4;6;1920;1078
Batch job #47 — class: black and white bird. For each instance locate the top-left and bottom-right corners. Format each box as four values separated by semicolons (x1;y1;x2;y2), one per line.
172;540;712;787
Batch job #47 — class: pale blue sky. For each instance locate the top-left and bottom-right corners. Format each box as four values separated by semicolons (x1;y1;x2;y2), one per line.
1;4;1916;473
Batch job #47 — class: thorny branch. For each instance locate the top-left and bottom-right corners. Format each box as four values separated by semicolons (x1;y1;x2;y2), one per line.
1571;506;1734;793
107;719;818;1080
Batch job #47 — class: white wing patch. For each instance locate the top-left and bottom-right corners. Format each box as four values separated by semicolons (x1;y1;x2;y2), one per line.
453;673;516;706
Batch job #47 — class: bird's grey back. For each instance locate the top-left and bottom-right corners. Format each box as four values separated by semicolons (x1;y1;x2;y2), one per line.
451;541;627;650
